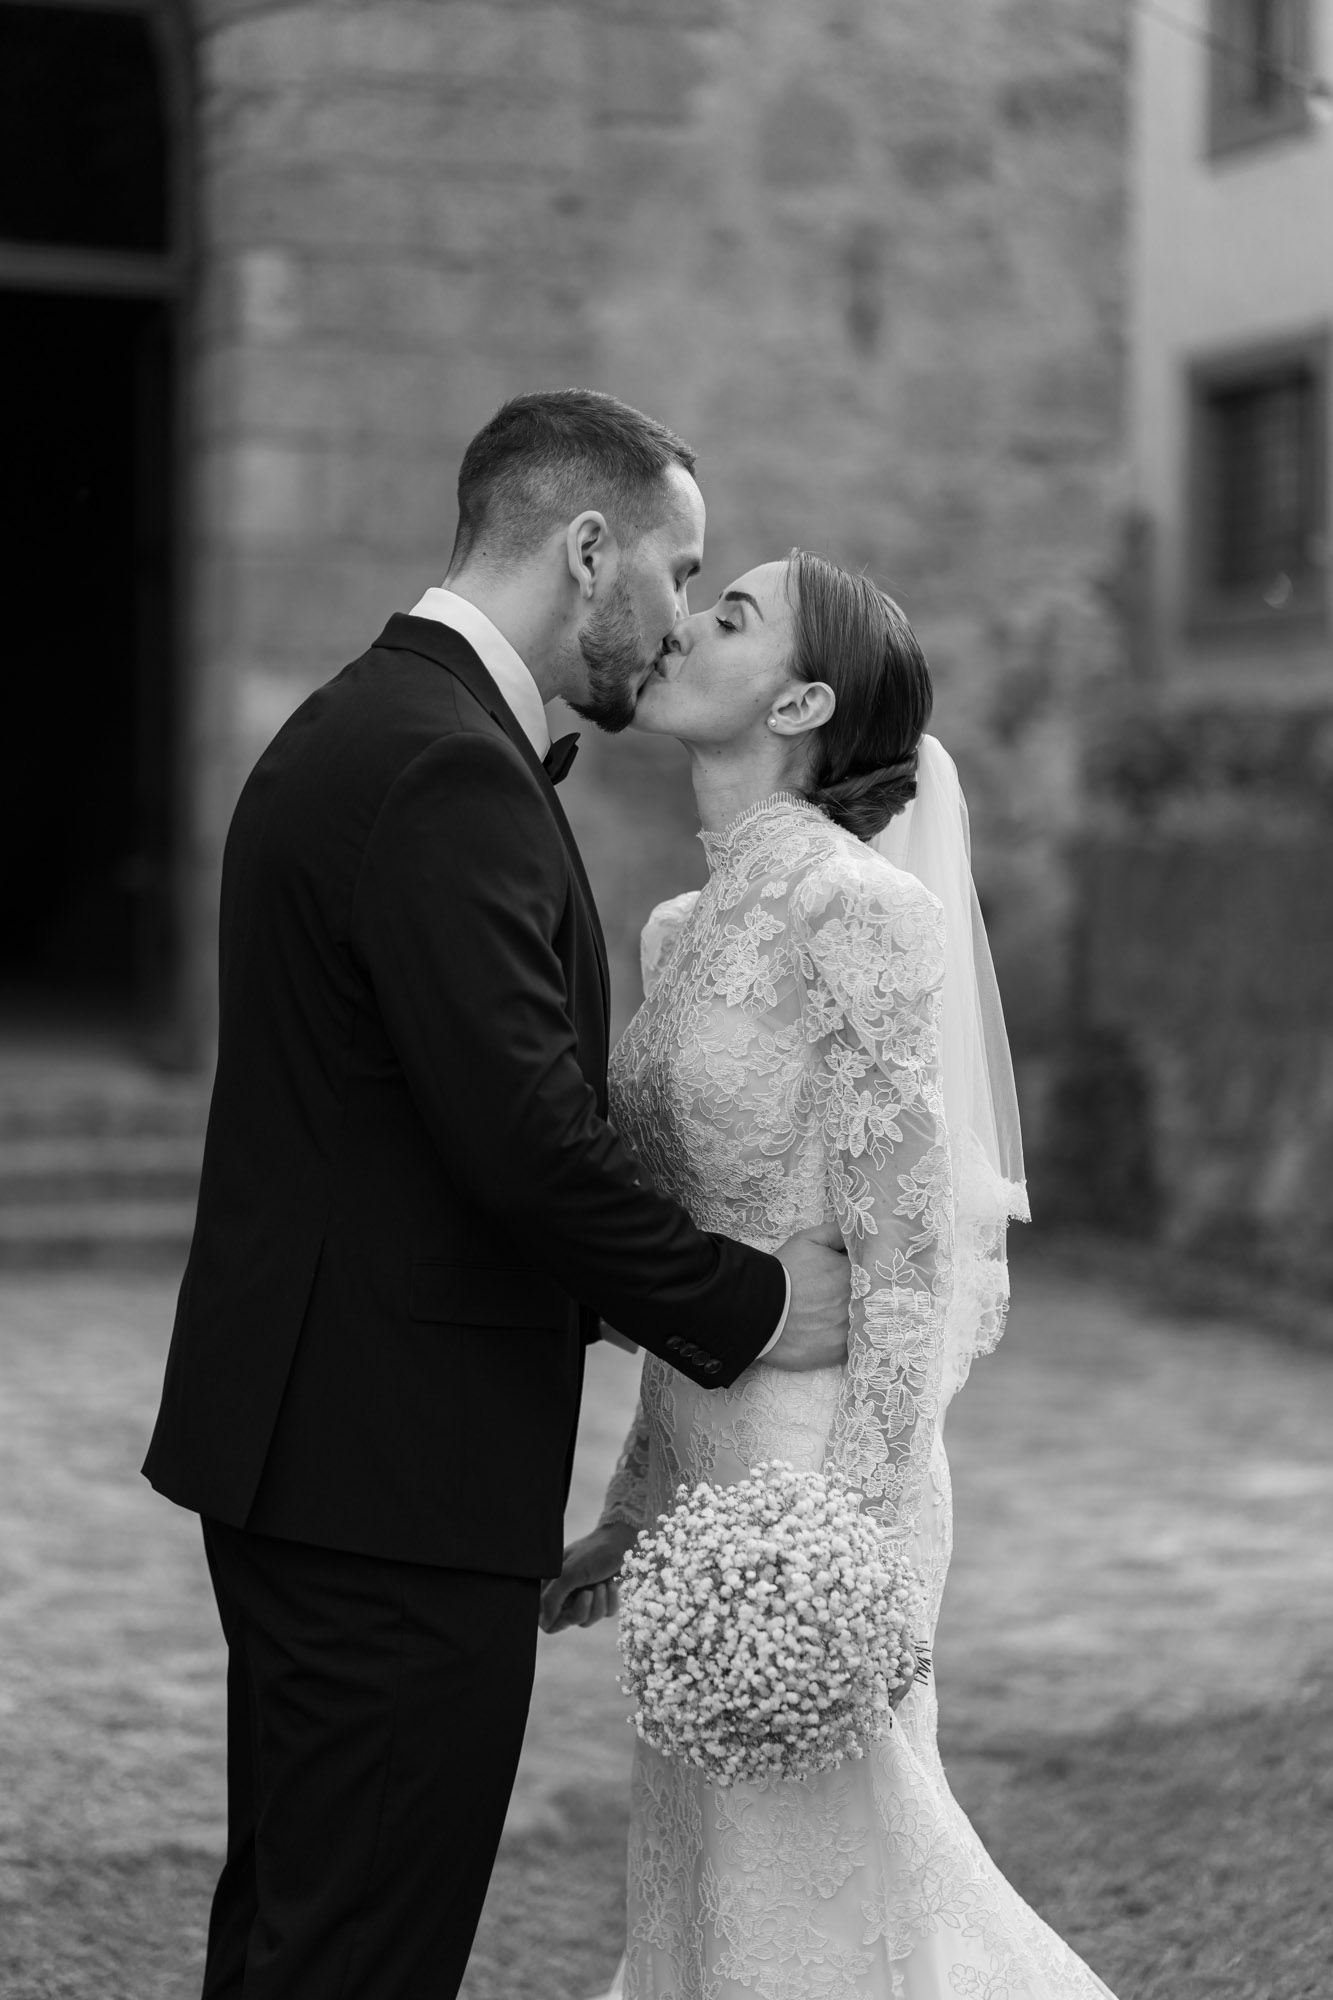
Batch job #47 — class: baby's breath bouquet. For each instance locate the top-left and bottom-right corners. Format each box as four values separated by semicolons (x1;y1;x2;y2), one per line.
618;1461;926;1786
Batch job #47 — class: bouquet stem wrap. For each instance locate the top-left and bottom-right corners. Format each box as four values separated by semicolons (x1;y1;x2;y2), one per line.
619;1462;925;1786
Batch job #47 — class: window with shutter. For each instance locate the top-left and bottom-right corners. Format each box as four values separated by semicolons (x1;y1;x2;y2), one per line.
1188;336;1329;632
1208;0;1314;155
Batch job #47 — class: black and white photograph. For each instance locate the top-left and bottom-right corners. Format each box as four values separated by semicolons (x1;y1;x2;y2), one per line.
1;2;1331;1996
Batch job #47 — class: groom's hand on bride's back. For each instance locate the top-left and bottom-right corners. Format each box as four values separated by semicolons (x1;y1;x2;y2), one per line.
767;1223;851;1371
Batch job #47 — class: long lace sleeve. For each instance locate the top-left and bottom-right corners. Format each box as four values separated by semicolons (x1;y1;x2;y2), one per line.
791;856;953;1538
599;1395;652;1532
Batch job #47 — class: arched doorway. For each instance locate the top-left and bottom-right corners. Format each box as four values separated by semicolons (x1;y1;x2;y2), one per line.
0;0;189;1045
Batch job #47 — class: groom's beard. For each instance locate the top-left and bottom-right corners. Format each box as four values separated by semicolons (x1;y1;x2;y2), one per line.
568;582;652;734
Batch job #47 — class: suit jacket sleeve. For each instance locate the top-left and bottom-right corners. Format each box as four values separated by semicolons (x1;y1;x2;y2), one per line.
351;730;785;1387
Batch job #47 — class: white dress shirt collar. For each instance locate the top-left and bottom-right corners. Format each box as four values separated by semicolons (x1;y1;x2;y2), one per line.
409;586;552;759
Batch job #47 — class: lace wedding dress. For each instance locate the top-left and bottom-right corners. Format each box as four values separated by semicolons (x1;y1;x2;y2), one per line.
594;793;1116;2000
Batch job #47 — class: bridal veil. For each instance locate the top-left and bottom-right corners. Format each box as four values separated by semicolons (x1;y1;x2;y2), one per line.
875;734;1030;1401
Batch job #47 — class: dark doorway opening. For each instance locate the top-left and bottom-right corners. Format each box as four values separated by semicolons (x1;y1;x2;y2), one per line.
0;289;175;1030
0;1;187;1044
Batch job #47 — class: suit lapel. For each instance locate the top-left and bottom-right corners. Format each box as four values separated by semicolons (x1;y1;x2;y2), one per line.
534;771;613;1028
377;615;612;1024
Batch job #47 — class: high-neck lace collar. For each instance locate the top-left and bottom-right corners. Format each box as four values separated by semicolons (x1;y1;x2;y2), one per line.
698;790;823;871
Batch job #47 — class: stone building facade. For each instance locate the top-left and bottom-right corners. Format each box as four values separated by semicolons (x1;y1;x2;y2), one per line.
183;0;1128;1056
20;0;1329;1288
1053;0;1333;1287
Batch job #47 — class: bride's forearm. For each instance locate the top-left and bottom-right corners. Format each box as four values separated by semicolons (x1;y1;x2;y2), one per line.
588;1519;640;1564
599;1395;651;1530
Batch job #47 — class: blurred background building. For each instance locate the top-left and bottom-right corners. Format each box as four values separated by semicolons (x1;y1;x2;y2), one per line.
1077;0;1333;1289
0;0;1328;1287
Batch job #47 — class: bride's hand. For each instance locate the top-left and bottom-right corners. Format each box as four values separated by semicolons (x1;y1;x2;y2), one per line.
539;1523;638;1634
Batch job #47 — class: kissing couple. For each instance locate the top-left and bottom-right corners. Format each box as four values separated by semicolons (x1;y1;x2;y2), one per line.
145;389;1117;1998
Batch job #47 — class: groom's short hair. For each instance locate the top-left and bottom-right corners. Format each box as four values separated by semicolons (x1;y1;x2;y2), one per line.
449;389;696;568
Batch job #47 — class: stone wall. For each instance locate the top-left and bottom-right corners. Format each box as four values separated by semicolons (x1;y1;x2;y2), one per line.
1099;1;1333;1289
1042;706;1333;1290
184;0;1130;1052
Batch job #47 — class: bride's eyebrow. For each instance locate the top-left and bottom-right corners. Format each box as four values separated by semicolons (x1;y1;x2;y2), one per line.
721;590;763;620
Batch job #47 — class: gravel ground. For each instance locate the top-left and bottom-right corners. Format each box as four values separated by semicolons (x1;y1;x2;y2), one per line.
2;1250;1331;1996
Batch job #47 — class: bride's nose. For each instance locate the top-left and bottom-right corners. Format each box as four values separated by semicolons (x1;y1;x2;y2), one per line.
664;615;696;656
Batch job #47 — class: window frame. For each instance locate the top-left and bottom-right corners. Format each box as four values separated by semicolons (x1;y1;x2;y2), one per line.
1207;0;1314;159
1185;329;1331;640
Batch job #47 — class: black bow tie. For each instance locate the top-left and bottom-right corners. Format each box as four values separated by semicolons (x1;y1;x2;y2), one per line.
542;733;580;784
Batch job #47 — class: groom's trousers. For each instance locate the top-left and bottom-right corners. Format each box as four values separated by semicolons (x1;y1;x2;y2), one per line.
200;1519;539;2000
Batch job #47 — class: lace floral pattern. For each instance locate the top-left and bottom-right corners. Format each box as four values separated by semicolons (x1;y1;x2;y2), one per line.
603;794;951;1532
600;795;1116;2000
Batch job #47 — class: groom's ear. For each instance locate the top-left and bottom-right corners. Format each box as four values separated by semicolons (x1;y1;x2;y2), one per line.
565;511;614;601
769;681;836;736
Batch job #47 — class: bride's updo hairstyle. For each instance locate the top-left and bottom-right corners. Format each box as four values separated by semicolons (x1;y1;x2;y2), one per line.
787;549;933;842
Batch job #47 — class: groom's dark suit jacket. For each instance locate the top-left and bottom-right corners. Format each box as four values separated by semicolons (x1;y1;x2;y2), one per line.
144;615;785;1578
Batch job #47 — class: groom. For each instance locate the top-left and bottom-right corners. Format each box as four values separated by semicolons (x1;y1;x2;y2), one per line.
144;389;851;1999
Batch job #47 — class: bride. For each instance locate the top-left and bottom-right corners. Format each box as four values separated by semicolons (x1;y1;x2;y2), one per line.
541;550;1118;2000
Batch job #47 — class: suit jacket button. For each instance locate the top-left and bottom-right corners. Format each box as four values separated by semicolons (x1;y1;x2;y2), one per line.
706;1359;722;1375
666;1336;681;1350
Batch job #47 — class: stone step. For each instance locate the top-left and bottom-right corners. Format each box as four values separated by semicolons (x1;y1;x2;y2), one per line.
0;1046;210;1264
0;1198;197;1269
0;1132;203;1204
0;1077;210;1141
